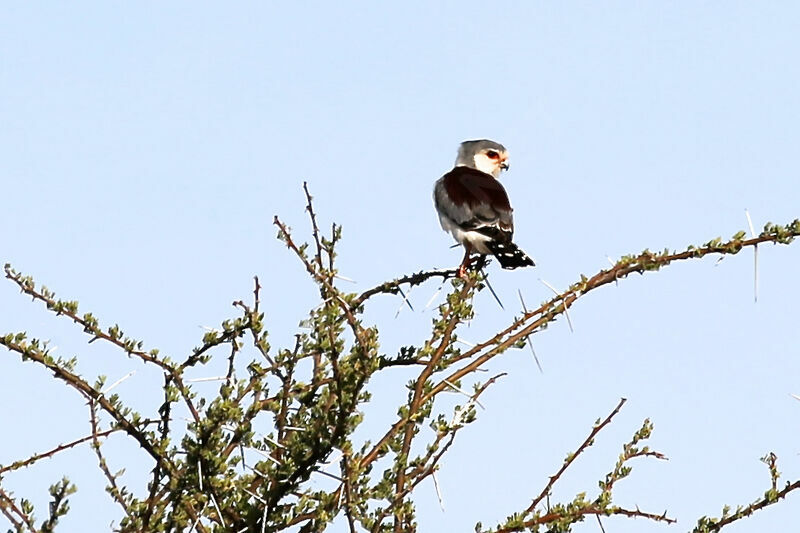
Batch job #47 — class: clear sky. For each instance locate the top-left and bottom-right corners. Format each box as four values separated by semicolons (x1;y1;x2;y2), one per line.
1;3;799;532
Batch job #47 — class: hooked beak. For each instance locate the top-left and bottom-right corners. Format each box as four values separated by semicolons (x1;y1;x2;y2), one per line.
500;161;509;171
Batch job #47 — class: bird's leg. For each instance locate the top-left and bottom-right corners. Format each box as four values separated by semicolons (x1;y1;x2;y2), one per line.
457;245;473;280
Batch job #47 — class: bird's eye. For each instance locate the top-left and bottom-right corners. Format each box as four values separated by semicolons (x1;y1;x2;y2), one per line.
486;150;499;159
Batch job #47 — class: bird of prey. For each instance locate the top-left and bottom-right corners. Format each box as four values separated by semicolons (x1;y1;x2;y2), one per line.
434;139;535;279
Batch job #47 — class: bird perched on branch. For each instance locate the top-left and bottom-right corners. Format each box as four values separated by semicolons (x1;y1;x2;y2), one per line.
434;139;535;279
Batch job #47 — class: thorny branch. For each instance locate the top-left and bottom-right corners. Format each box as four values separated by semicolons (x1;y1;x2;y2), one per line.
693;453;800;532
493;506;675;533
485;399;674;533
0;428;121;475
373;372;505;532
423;223;800;409
353;268;459;308
1;185;798;533
526;398;627;516
2;264;202;425
88;401;129;516
0;486;35;532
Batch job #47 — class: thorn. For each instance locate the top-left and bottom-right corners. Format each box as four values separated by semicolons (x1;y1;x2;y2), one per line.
210;493;226;527
252;447;282;465
243;488;266;504
745;209;758;303
518;290;543;373
313;468;344;482
394;286;414;318
245;464;270;479
101;371;136;394
262;435;286;449
745;208;756;236
189;502;208;533
606;256;619;286
596;514;607;533
539;279;574;333
482;270;505;310
424;282;445;310
443;379;485;409
432;470;445;511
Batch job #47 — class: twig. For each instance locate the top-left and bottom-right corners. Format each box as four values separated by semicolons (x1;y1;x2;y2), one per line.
392;269;483;530
2;264;201;424
0;427;122;474
693;478;800;532
0;486;36;532
356;223;800;484
354;268;459;308
524;398;627;516
341;454;358;533
423;226;800;411
494;504;674;533
274;216;368;347
0;334;176;475
89;401;130;516
303;181;325;271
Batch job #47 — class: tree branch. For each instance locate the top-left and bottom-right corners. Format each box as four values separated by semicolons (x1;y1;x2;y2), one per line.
525;398;627;517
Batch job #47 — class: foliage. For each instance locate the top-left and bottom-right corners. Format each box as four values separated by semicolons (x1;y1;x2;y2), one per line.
1;185;799;532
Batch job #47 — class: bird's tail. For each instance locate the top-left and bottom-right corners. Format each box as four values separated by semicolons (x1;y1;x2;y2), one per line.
487;241;535;269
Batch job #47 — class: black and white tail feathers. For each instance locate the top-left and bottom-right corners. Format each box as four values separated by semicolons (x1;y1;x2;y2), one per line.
487;241;535;270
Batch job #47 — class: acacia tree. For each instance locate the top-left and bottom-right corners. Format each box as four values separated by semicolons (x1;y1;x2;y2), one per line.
1;184;798;532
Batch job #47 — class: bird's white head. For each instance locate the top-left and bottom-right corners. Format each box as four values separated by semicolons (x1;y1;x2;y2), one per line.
455;139;509;179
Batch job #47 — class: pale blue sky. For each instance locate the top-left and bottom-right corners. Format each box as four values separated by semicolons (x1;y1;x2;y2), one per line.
1;3;799;531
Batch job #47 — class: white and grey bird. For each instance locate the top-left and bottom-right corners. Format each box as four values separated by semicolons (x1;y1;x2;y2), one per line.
433;139;535;278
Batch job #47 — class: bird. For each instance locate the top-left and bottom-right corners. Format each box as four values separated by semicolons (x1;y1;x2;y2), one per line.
433;139;535;279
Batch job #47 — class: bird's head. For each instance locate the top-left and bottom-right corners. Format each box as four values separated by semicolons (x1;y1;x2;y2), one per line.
455;139;509;179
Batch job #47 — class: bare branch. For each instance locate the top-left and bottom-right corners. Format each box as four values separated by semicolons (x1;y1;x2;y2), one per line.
525;398;627;516
354;268;458;308
0;427;122;475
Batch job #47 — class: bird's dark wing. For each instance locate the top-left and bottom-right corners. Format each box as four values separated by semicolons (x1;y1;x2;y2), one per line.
433;166;514;242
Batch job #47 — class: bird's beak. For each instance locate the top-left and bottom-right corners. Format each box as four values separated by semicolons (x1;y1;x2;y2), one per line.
500;161;509;171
